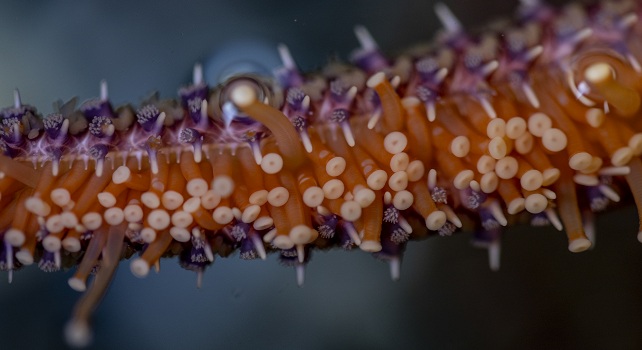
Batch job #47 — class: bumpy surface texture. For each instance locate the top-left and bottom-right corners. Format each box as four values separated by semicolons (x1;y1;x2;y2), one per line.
1;0;642;346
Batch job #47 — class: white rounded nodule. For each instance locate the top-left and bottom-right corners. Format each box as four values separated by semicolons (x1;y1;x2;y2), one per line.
229;83;257;107
130;258;151;278
360;240;382;252
68;277;87;292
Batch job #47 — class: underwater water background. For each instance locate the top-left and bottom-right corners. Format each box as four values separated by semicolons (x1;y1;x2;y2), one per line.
1;0;642;349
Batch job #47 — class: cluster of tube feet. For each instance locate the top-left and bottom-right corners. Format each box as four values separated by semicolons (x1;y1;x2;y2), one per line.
0;0;641;346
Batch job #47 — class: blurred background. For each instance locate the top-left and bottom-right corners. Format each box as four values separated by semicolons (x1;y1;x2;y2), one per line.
2;0;642;349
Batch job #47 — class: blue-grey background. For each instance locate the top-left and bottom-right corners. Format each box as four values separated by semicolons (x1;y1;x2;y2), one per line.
2;0;642;349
